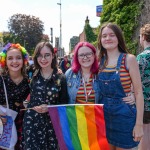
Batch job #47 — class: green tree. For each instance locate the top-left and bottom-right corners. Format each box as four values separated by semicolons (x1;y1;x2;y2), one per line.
84;23;97;43
100;0;142;54
8;14;44;54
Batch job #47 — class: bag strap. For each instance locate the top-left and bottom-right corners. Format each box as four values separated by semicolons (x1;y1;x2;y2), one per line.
1;76;9;109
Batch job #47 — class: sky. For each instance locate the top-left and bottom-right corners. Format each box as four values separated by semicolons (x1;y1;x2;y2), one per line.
0;0;103;54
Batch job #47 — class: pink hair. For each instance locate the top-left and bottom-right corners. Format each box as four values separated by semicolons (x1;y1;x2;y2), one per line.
72;42;99;74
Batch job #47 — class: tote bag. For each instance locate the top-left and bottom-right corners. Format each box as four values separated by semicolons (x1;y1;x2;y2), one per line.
0;76;18;150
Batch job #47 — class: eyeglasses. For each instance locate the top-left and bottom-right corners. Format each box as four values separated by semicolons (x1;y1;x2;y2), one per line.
78;52;94;59
37;53;51;60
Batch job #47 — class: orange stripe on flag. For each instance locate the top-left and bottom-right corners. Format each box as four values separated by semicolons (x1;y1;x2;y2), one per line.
85;105;101;150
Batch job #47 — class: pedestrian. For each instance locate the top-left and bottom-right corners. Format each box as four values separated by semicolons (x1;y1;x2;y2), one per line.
97;22;144;150
28;56;34;66
137;23;150;150
26;63;35;82
0;43;30;150
23;41;68;150
60;55;71;73
65;41;136;105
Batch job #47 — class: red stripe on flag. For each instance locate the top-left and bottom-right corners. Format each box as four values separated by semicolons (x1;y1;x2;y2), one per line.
94;106;110;150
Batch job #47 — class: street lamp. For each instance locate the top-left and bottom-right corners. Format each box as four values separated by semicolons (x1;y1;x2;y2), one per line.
57;0;62;57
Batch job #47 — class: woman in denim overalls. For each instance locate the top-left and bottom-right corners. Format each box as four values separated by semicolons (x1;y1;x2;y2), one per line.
97;22;144;150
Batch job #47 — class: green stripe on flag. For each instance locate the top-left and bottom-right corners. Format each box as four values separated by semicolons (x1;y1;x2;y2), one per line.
66;106;82;150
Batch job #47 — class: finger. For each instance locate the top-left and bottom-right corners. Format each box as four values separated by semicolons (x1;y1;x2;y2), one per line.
134;137;141;142
126;92;132;96
33;107;40;112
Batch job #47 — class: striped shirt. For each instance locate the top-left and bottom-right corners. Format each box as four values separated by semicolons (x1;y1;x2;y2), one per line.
102;54;131;93
76;74;95;104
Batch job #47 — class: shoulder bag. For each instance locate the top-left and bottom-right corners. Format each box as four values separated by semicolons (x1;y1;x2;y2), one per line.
0;76;18;150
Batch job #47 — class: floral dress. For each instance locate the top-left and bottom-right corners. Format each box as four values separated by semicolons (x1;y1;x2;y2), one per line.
23;69;68;150
0;75;30;150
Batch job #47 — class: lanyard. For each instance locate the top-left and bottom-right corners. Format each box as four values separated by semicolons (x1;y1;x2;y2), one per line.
82;77;94;103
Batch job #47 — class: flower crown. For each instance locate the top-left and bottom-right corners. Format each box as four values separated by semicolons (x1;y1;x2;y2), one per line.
0;43;28;68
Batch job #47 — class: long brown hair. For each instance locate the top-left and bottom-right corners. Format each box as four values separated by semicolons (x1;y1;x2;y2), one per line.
33;41;57;70
97;22;129;68
2;47;27;77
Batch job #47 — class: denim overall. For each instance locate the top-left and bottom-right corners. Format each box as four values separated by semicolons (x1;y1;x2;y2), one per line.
98;53;139;148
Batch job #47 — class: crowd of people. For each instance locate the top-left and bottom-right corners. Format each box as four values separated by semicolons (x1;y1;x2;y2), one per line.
0;22;149;150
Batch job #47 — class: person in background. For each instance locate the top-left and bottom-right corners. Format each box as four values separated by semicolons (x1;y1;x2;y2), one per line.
0;43;30;150
57;57;61;67
137;23;150;150
65;41;136;105
23;41;68;150
60;55;71;73
26;63;35;82
97;22;144;150
28;56;34;66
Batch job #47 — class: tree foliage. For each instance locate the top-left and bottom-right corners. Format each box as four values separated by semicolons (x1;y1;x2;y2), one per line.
84;23;97;43
100;0;143;54
7;14;44;54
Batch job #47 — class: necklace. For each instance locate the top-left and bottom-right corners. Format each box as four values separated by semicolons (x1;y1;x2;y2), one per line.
40;70;53;79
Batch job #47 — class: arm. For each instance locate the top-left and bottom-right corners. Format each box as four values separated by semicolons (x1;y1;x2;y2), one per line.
127;54;144;141
58;74;69;104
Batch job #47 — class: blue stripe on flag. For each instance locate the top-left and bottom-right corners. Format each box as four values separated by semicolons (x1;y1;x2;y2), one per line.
58;106;75;150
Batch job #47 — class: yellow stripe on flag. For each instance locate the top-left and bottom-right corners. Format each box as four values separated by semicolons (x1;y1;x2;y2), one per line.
76;105;90;150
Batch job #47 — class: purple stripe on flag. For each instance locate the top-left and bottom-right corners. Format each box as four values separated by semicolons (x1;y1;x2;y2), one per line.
48;107;68;150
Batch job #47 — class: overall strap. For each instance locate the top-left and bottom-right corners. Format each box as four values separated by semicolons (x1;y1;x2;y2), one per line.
116;53;124;71
99;56;105;70
1;76;9;109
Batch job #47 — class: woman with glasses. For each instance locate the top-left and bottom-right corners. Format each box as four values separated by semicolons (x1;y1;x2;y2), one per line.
23;41;68;150
65;42;100;104
65;41;135;105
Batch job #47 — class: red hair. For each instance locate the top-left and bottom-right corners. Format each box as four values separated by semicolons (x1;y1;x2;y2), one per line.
72;42;99;74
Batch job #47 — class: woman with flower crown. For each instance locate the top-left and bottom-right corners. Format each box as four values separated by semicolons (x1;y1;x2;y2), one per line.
0;43;30;150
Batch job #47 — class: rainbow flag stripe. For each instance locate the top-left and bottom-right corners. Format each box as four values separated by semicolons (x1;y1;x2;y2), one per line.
48;104;109;150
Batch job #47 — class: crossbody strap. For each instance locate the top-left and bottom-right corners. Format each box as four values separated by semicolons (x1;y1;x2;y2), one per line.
1;76;9;109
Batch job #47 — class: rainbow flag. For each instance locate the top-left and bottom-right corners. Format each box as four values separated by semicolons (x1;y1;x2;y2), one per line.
48;104;109;150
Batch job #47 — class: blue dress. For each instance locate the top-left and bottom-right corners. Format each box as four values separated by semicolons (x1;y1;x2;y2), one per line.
98;53;139;148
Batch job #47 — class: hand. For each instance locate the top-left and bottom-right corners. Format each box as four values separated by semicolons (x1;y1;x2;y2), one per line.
0;115;7;124
132;124;144;142
122;92;135;105
33;104;48;113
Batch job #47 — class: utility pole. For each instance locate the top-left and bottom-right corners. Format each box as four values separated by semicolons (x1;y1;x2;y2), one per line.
50;27;53;46
57;0;62;57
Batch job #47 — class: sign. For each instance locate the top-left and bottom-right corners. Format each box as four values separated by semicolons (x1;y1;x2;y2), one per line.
96;5;103;17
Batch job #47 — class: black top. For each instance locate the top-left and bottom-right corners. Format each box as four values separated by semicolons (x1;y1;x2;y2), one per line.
28;68;68;108
23;69;68;149
0;75;30;111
